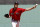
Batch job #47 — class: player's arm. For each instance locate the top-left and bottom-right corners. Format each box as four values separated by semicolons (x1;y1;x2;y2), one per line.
9;9;11;18
4;10;11;18
4;8;12;18
25;4;38;11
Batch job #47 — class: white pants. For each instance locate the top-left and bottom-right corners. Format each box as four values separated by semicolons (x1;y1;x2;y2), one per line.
11;20;20;27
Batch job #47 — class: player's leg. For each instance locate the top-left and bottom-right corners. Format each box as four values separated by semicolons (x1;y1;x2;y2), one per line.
11;19;20;27
16;21;20;27
11;20;17;27
12;21;17;27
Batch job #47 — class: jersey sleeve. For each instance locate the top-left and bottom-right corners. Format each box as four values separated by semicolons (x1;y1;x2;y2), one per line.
21;8;25;12
9;8;12;16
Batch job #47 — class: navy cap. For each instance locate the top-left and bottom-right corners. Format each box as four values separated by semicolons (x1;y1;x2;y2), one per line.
14;2;19;5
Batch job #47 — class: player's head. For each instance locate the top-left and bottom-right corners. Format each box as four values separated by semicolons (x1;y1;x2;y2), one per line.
14;2;19;8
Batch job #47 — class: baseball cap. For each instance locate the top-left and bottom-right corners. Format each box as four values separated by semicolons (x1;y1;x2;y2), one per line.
14;2;19;5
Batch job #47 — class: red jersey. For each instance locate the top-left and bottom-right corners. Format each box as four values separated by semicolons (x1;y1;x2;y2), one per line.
9;8;25;21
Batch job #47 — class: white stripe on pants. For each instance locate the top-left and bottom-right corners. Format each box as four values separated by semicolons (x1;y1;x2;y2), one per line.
11;20;20;27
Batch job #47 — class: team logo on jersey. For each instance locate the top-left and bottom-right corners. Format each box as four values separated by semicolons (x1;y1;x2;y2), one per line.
11;13;14;15
11;12;19;15
16;12;19;14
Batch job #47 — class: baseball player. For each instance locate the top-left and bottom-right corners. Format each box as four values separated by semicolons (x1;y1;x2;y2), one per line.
4;2;38;27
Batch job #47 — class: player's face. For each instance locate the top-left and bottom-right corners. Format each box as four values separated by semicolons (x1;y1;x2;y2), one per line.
14;4;18;8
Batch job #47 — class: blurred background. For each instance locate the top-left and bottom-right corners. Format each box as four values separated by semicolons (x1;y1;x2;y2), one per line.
0;0;40;4
0;0;40;27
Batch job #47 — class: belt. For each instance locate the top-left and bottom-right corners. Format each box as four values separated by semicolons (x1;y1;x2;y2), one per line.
12;19;20;22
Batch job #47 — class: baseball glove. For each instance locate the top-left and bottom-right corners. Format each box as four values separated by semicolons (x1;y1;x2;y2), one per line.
4;14;9;18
